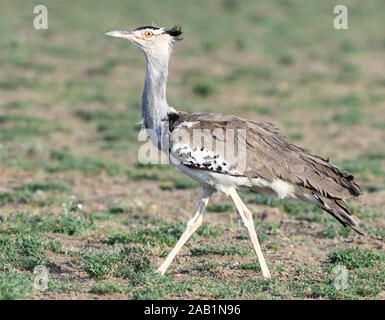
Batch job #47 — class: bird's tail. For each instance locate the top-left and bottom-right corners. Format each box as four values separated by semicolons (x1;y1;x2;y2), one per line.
317;195;364;235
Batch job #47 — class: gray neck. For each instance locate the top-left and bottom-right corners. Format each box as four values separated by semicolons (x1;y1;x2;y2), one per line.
141;53;173;130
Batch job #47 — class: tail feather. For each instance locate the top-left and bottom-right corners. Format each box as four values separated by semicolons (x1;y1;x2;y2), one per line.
317;195;364;235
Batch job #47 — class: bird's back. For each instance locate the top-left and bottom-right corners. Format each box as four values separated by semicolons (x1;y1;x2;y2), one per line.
167;111;364;234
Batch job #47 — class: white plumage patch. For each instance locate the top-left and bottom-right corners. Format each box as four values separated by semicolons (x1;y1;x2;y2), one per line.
170;143;242;176
174;121;199;130
270;179;296;199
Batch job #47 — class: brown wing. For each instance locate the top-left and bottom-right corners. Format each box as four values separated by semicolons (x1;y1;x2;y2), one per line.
168;111;364;234
169;111;361;197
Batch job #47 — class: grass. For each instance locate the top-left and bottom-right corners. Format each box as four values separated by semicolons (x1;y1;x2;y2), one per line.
0;124;45;141
196;224;224;238
1;207;382;299
330;107;365;124
48;278;82;293
35;212;95;236
0;181;70;205
124;245;385;299
0;233;48;272
249;193;370;239
0;272;34;300
0;211;94;236
0;0;384;300
105;222;186;246
192;78;217;96
3;147;125;176
253;193;324;222
190;244;252;256
206;203;233;212
251;192;381;238
75;109;140;142
90;280;131;294
287;247;385;299
339;153;385;177
192;262;229;271
48;149;124;175
81;246;156;287
107;204;131;214
172;176;199;189
326;247;384;269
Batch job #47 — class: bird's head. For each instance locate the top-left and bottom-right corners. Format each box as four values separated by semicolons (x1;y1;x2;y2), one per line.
105;25;182;58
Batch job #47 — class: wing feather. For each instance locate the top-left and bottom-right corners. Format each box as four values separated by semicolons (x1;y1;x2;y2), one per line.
168;111;363;200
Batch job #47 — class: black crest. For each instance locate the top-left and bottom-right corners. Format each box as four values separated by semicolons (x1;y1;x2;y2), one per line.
167;112;180;131
134;25;160;31
165;25;183;40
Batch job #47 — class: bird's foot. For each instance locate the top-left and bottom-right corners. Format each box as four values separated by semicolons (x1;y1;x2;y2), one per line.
156;266;166;276
262;269;271;279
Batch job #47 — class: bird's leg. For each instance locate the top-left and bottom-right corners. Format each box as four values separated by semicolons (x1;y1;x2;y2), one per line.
156;186;213;275
227;188;271;279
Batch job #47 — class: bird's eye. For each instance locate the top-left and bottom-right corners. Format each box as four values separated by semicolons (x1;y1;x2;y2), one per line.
144;31;153;38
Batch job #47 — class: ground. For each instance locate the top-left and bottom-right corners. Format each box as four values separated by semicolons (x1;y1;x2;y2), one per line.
0;0;384;299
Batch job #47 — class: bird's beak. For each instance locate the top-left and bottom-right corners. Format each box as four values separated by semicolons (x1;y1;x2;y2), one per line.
105;30;133;39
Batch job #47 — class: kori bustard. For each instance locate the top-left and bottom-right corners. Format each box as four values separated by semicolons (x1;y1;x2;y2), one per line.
106;25;363;278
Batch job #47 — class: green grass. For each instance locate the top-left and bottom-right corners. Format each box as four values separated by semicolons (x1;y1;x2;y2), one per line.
0;211;94;236
4;100;34;109
48;149;124;175
362;184;385;193
0;272;34;300
0;115;63;142
105;222;185;246
106;222;228;248
0;75;41;90
75;109;140;142
190;244;252;256
46;240;62;252
196;224;224;238
48;278;82;293
17;181;70;193
251;193;362;238
172;176;199;189
192;261;229;271
192;78;217;96
81;246;155;285
35;212;95;236
288;247;385;299
1;210;381;299
339;153;385;177
90;280;131;294
0;124;45;141
87;59;118;76
326;247;384;269
0;181;70;205
107;204;131;214
253;193;323;221
3;147;125;176
129;277;197;300
121;245;385;299
0;233;48;272
330;107;365;124
127;162;180;182
132;276;282;299
206;203;233;212
82;251;121;278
